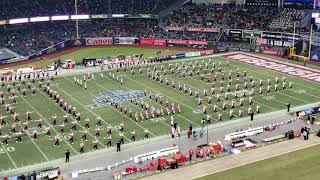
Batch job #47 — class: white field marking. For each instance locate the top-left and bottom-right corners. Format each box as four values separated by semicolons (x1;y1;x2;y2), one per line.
16;91;79;154
14;122;50;161
34;86;106;148
52;80;135;140
96;76;176;129
276;91;312;104
182;62;306;106
161;73;277;111
213;59;315;105
6;95;51;161
115;73;200;124
0;144;17;168
61;76;157;137
222;56;320;93
124;76;202;127
28;139;50;161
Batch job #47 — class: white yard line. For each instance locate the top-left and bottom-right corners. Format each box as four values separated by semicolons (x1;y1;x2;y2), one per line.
125;76;201;127
160;73;278;111
34;86;106;148
276;91;312;104
16;92;79;154
223;55;320;93
52;81;136;140
29;139;50;161
1;144;17;168
61;76;157;137
14;122;50;162
214;59;318;104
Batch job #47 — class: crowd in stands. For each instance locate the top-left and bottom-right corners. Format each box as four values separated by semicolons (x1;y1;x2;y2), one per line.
0;1;312;57
0;0;175;19
162;3;309;32
0;19;162;56
269;8;307;32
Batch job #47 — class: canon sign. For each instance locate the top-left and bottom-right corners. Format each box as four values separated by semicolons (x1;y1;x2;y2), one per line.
85;38;113;45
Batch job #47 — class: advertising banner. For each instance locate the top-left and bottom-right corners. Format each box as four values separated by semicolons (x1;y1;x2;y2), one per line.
167;27;184;31
85;37;113;46
261;49;283;56
262;32;283;40
297;106;320;116
185;52;201;58
185;27;220;33
228;30;242;37
167;27;220;33
256;38;292;47
114;37;139;45
139;37;166;47
175;53;187;59
167;39;208;46
256;38;268;45
242;30;262;39
200;50;215;56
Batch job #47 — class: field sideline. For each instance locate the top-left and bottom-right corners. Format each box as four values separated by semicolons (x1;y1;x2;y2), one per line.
0;50;320;176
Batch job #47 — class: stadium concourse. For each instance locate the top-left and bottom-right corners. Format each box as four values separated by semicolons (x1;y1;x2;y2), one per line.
0;53;319;180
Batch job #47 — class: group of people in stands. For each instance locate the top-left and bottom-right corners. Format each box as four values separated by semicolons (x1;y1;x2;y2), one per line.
0;1;311;57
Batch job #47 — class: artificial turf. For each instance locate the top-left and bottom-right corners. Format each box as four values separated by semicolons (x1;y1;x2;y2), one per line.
0;50;319;175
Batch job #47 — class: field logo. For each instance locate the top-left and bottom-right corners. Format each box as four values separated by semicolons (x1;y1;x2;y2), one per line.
90;90;147;108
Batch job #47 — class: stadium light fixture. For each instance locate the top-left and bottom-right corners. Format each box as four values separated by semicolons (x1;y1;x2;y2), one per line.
51;15;69;21
30;16;50;22
112;14;126;18
71;15;90;20
9;18;29;24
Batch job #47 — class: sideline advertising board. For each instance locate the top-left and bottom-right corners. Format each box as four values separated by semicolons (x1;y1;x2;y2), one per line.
85;37;113;46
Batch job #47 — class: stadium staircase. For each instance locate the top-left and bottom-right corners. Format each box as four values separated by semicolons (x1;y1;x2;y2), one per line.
157;0;190;18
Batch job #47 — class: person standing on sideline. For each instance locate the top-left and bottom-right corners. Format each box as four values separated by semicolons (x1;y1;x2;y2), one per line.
65;150;70;162
116;140;121;152
303;129;307;140
250;111;254;121
193;130;197;141
287;102;290;112
188;148;193;161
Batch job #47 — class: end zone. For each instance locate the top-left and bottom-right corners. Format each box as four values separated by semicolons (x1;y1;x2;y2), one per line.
222;53;320;84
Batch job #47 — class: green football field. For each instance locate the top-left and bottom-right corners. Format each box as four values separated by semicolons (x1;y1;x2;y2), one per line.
14;47;185;69
0;49;320;175
196;144;320;180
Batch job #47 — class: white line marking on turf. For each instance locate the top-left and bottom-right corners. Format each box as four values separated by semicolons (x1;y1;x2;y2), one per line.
125;76;201;127
34;86;106;148
1;144;17;168
15;119;50;162
217;59;316;105
16;92;79;154
223;56;320;93
52;80;136;140
163;73;278;111
29;139;50;161
60;76;157;137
